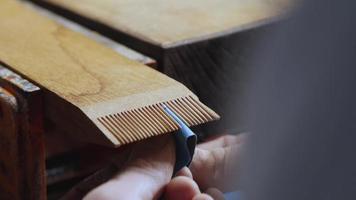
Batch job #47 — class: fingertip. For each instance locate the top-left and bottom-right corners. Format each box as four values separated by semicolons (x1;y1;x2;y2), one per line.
205;188;225;200
192;194;214;200
175;167;193;178
164;176;200;200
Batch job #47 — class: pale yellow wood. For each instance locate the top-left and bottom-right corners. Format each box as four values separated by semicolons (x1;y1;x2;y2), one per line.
44;0;289;47
0;0;219;146
23;1;156;67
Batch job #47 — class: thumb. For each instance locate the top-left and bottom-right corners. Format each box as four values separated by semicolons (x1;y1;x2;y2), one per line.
84;134;176;200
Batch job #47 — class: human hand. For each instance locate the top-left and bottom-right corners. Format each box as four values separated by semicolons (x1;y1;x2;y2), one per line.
83;134;176;200
164;134;246;200
67;133;245;200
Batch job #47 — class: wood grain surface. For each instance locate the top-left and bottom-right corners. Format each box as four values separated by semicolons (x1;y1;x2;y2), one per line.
0;0;218;147
41;0;288;47
23;1;157;68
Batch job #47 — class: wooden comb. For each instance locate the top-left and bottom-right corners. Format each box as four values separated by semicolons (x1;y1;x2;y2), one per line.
0;0;219;147
29;0;289;135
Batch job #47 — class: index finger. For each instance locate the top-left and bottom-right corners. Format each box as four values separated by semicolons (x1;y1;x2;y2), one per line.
61;134;176;200
84;134;176;200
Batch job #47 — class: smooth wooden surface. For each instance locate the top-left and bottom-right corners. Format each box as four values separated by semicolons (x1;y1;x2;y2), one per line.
24;1;157;68
0;0;218;147
41;0;288;47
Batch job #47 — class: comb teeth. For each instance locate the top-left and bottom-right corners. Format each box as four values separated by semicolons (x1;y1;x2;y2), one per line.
97;95;219;146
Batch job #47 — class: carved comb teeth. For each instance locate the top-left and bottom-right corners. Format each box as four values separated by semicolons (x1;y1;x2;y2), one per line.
97;95;219;146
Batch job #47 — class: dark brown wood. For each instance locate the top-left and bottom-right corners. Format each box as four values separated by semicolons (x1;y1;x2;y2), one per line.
162;27;272;134
0;65;103;199
0;65;46;200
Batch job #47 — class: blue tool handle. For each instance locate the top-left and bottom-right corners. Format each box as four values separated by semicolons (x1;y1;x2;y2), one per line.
162;105;197;174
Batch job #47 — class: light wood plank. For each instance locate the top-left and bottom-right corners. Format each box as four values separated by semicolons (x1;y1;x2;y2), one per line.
23;1;157;68
41;0;289;47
